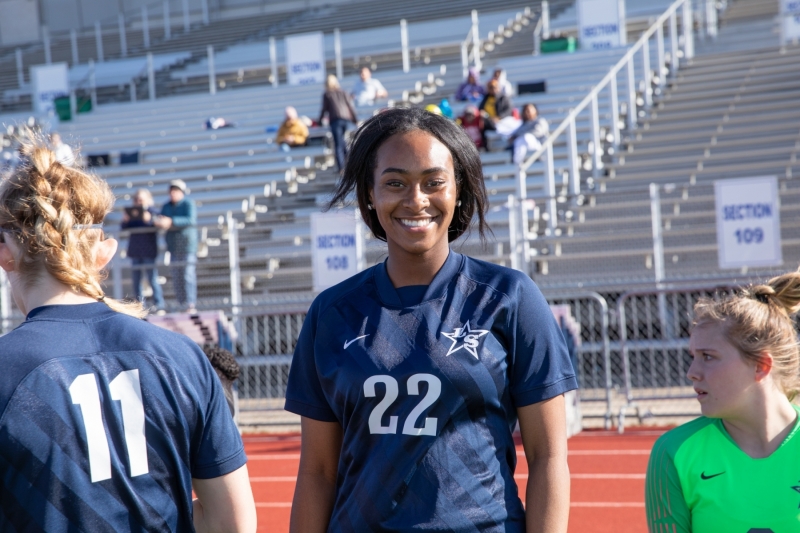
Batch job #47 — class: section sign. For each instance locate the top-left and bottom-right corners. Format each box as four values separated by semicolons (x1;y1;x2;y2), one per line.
311;209;364;292
714;176;782;269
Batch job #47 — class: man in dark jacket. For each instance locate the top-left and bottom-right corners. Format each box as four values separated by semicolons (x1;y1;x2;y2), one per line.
156;179;198;312
121;188;165;311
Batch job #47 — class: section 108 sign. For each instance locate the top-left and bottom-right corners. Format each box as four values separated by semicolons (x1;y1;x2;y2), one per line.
310;210;364;293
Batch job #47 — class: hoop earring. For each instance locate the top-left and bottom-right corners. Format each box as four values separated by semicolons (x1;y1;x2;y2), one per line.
368;203;374;210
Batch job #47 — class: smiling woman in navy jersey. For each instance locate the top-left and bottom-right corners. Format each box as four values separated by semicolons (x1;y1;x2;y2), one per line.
0;135;256;532
285;107;578;532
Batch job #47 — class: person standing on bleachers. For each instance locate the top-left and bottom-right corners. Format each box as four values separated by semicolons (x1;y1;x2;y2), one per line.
276;106;309;152
508;103;549;165
351;67;388;107
319;74;358;173
155;179;198;313
122;188;165;313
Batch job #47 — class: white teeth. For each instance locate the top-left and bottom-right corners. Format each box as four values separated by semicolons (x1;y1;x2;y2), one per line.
400;218;432;227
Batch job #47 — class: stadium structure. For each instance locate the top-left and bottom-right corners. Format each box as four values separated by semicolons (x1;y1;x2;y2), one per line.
0;0;797;429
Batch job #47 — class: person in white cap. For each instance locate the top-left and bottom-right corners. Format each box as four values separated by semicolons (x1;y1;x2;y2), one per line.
155;179;197;312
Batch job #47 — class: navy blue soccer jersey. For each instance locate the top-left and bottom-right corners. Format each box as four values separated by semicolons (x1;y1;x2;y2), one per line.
285;252;577;532
0;303;246;532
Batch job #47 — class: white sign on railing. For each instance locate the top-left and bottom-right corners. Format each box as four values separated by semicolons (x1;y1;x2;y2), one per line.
781;0;800;43
30;62;68;114
285;32;325;86
311;210;364;293
577;0;627;49
714;176;782;270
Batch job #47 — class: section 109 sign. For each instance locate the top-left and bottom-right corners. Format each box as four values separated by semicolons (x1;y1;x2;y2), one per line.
311;210;364;293
714;176;782;270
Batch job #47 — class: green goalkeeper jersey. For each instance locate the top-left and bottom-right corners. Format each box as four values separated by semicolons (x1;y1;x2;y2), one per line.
646;404;800;533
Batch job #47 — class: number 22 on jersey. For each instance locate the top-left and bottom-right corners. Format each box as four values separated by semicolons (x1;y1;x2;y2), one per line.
69;369;149;483
364;374;441;436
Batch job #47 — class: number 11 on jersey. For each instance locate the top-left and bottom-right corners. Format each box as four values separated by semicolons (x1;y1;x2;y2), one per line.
69;369;149;483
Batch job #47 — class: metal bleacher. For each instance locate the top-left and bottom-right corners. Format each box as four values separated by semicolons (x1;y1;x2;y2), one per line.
0;0;561;111
524;0;800;291
3;0;796;306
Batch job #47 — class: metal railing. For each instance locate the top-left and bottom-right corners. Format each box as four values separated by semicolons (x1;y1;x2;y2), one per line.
460;10;484;79
509;0;697;272
615;284;737;431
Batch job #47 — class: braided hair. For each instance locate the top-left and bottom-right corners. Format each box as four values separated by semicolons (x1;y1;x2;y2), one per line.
0;132;145;318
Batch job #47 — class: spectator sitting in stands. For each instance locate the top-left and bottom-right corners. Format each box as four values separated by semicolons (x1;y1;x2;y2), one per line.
456;105;485;150
455;67;485;103
492;68;514;97
276;106;309;152
479;79;513;141
508;103;549;165
50;132;75;166
351;67;388;107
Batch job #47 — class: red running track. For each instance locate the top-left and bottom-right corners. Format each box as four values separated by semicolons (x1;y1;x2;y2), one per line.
242;428;666;532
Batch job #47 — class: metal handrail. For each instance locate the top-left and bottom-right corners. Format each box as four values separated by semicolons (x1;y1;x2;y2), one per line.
515;0;695;236
460;9;483;78
531;16;544;55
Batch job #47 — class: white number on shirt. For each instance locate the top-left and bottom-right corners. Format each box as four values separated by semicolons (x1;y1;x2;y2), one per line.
69;369;149;482
363;374;441;436
363;375;399;434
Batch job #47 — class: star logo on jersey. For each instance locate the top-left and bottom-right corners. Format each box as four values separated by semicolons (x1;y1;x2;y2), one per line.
442;323;489;359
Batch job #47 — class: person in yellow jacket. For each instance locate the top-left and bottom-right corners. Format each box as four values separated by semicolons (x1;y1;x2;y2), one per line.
276;106;309;151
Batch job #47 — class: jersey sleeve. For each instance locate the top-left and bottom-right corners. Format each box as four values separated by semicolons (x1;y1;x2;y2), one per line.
284;299;338;422
646;434;691;533
191;343;247;479
508;276;578;407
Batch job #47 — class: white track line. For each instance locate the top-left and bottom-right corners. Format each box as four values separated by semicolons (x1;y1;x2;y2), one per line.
567;449;651;455
514;473;645;480
254;502;644;508
247;450;651;460
250;473;645;482
570;502;645;507
243;436;301;443
256;502;293;508
248;453;301;460
515;449;651;456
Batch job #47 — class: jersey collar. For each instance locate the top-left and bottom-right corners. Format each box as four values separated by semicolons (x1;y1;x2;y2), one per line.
25;302;115;321
374;251;464;308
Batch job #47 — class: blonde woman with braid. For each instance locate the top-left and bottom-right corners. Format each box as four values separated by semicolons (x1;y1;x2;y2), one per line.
0;137;256;532
646;271;800;532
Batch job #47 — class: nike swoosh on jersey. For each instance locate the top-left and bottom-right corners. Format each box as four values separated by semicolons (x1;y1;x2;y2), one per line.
343;335;369;349
700;471;725;480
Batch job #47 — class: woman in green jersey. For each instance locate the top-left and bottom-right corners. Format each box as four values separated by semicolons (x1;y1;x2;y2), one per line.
646;271;800;532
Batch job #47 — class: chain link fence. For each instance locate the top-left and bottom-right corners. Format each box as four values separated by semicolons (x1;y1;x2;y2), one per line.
615;284;739;429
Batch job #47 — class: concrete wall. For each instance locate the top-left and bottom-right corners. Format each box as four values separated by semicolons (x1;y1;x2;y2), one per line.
0;0;41;44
